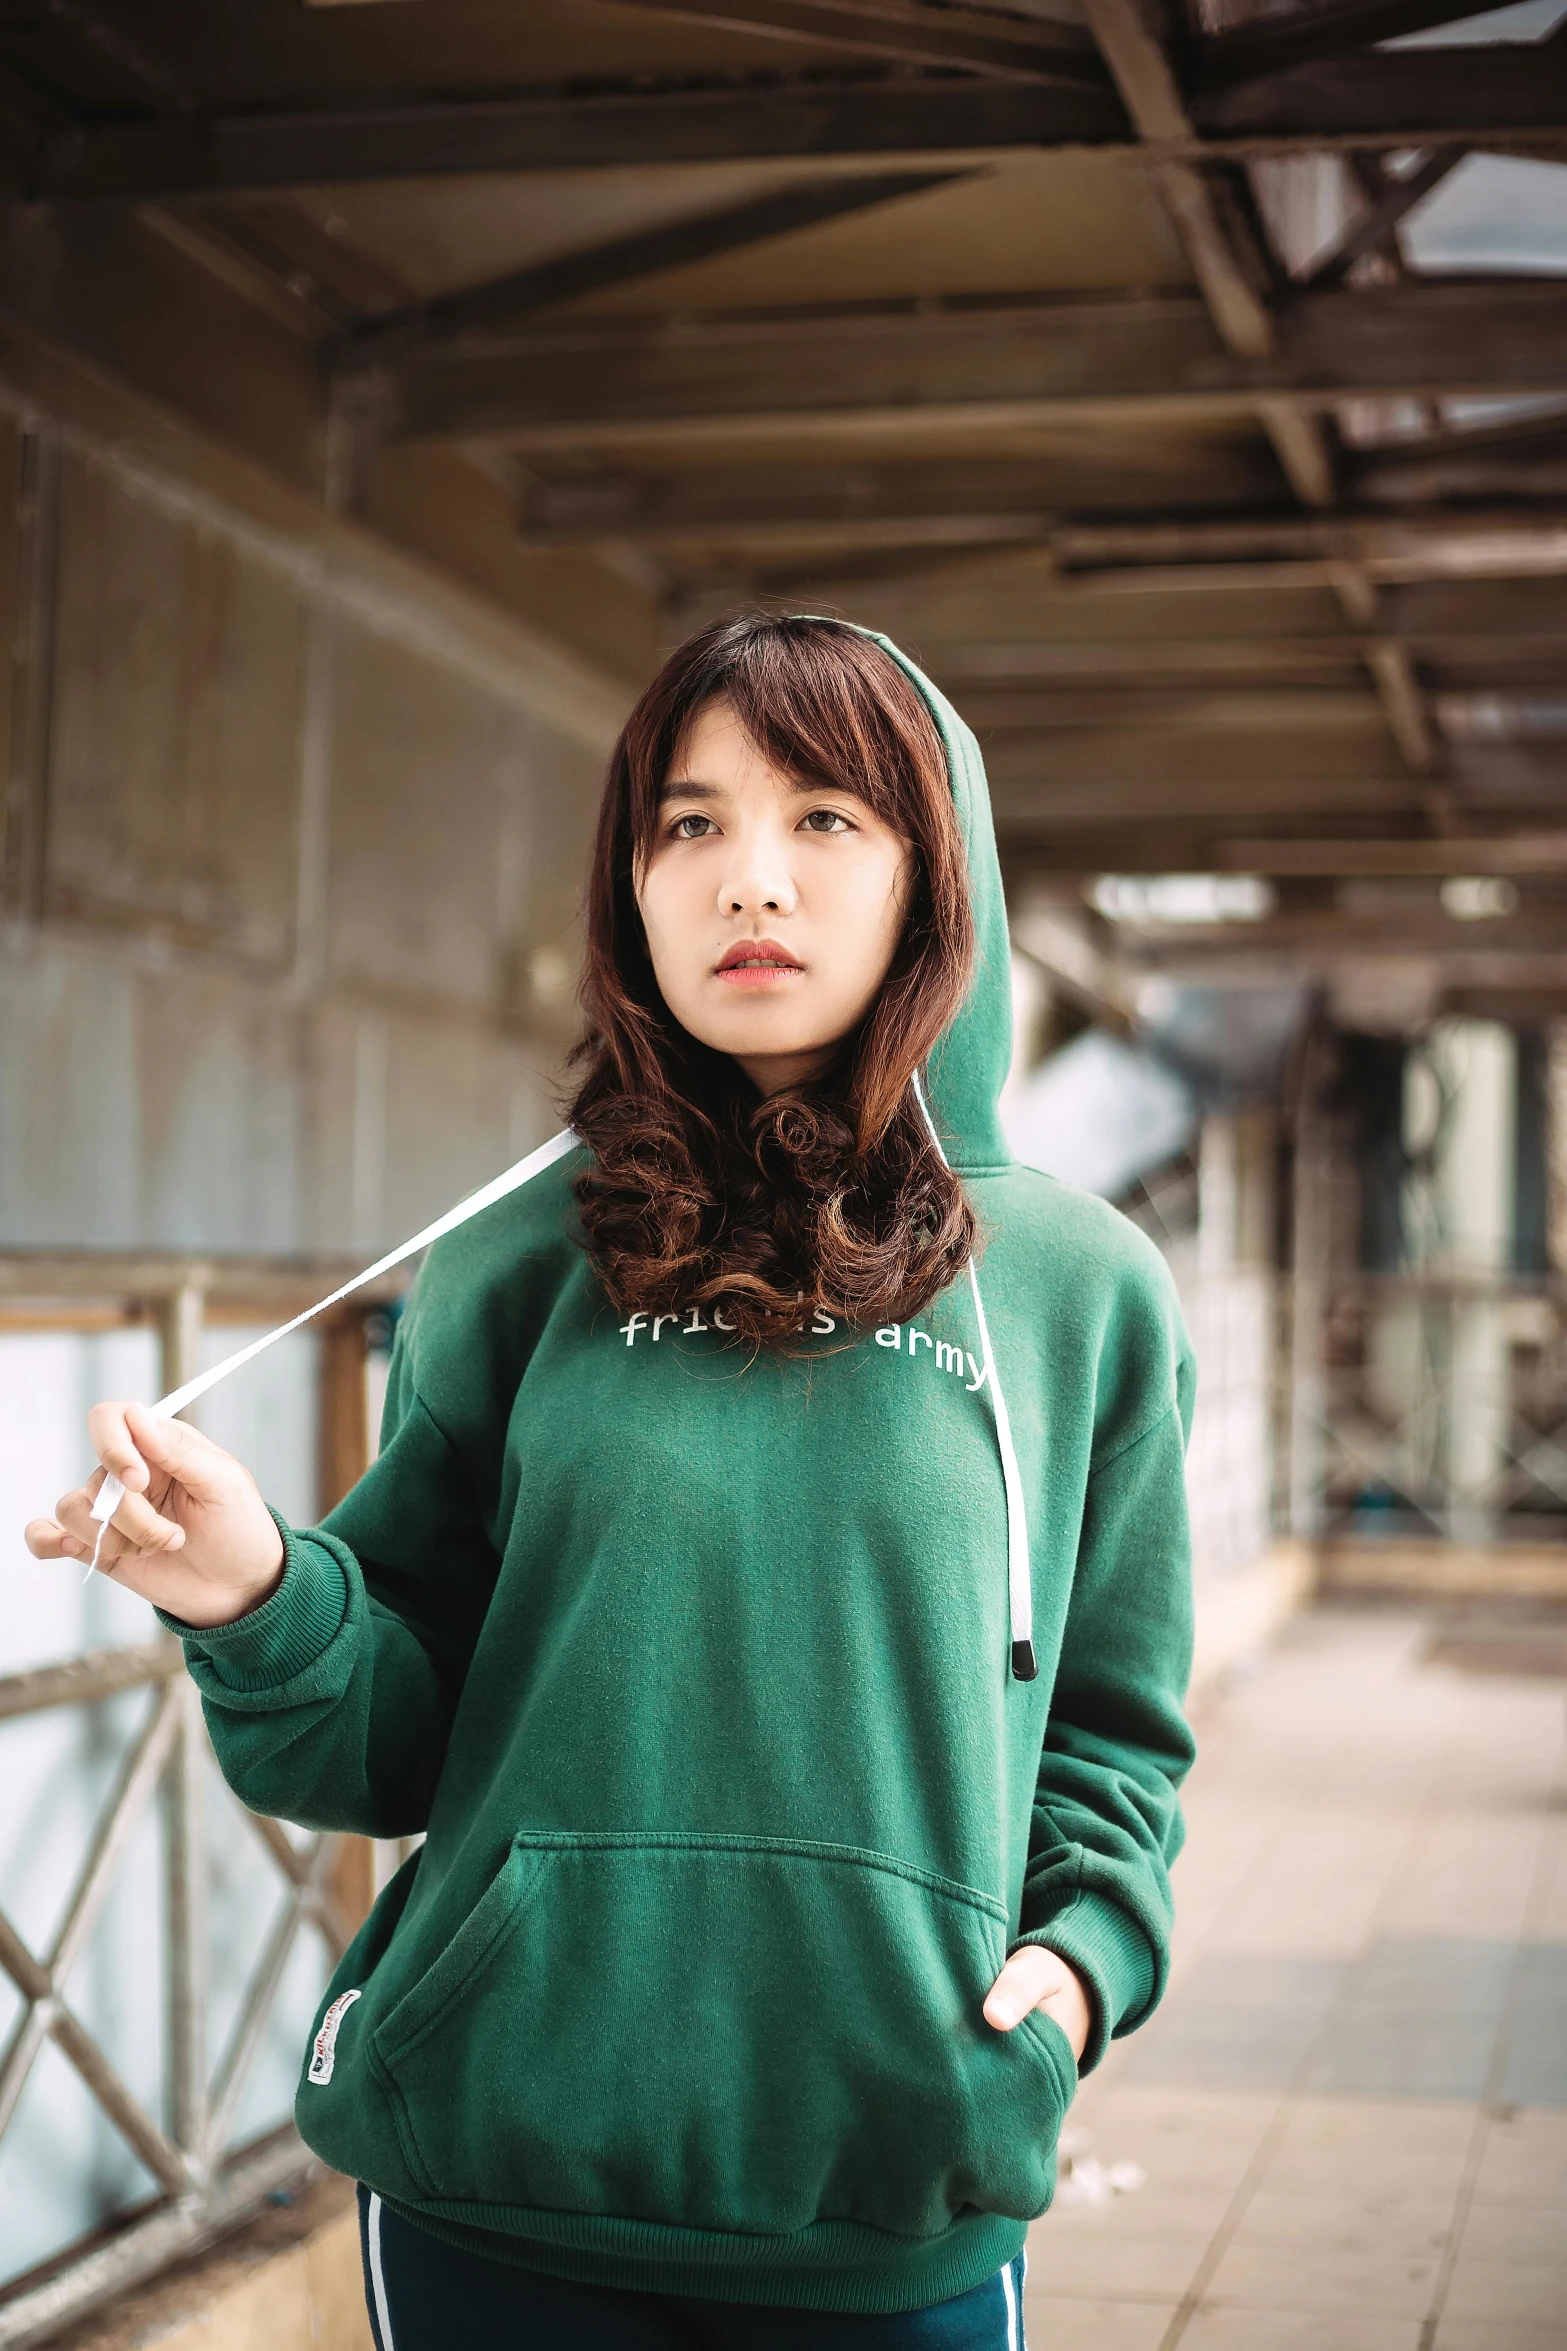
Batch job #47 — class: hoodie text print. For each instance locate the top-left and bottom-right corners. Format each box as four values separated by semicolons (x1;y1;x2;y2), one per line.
616;1308;987;1391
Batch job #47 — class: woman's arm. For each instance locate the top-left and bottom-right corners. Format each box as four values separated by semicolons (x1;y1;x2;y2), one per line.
1012;1350;1198;2072
27;1338;499;1839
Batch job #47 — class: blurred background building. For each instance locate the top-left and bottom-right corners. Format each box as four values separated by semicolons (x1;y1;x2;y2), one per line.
0;0;1563;2343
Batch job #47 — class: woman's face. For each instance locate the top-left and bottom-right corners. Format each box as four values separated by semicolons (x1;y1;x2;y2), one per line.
636;698;914;1096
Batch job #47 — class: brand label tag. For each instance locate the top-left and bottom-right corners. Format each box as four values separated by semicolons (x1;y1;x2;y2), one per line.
307;1988;362;2086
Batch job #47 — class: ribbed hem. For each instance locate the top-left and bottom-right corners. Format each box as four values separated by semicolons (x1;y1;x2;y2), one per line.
377;2196;1029;2315
154;1514;348;1691
1015;1889;1157;2073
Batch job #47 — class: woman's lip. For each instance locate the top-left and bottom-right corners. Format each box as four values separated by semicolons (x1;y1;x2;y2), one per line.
715;940;804;975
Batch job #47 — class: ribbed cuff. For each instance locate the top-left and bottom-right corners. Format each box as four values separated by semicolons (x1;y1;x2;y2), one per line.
1014;1890;1158;2074
155;1512;348;1691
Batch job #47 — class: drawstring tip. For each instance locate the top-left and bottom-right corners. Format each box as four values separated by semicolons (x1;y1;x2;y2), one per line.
1010;1639;1038;1682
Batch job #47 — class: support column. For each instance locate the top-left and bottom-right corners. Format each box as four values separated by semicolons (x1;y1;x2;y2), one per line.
1289;1039;1332;1543
156;1280;206;1418
1437;1022;1516;1545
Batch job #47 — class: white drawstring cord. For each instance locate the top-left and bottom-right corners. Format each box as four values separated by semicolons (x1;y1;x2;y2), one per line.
911;1073;1037;1681
86;1127;582;1552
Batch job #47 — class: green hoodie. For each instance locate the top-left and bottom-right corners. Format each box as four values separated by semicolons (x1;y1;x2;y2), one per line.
161;635;1195;2316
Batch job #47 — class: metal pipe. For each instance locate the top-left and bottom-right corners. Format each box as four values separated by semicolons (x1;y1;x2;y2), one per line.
0;1641;181;1723
165;1676;207;2167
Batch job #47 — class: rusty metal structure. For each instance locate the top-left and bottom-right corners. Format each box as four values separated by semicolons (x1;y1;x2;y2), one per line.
0;1259;404;2346
0;0;1564;2335
0;1641;344;2348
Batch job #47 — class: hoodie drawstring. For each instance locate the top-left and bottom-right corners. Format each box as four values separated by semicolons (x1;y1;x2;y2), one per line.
90;1101;1040;1684
913;1073;1038;1683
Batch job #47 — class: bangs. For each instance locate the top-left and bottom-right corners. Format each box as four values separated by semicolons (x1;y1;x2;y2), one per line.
627;618;947;869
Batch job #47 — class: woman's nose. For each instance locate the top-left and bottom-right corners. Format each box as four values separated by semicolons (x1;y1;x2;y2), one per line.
719;838;797;917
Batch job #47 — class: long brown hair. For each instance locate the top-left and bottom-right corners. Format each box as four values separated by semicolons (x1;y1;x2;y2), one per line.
566;615;977;1347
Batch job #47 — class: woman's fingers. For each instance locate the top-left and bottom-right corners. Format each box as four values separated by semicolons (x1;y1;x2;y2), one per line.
27;1502;127;1568
984;1944;1093;2059
97;1484;186;1553
119;1406;232;1499
983;1944;1057;2031
53;1485;103;1546
24;1516;74;1562
85;1401;153;1494
53;1475;183;1557
30;1403;277;1615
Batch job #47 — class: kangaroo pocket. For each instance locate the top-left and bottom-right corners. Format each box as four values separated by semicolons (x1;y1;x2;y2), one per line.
371;1829;1075;2239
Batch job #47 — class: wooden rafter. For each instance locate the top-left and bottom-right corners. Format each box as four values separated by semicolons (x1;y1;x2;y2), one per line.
1220;833;1567;874
1056;504;1567;571
1193;0;1530;95
1299;146;1466;289
581;0;1110;85
387;283;1567;445
1193;44;1567;137
902;628;1567;686
1081;0;1332;520
16;55;1563;202
519;462;1567;569
332;169;975;368
1077;0;1475;783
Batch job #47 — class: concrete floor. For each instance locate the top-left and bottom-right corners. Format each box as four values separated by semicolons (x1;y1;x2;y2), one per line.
1026;1605;1567;2351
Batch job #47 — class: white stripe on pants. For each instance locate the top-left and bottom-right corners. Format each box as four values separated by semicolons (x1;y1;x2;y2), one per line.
1001;2249;1026;2349
367;2192;397;2351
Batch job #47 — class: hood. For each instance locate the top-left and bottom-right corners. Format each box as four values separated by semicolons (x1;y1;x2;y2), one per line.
852;628;1014;1173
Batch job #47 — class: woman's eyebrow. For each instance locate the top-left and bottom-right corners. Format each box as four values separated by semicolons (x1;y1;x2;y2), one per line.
658;777;722;801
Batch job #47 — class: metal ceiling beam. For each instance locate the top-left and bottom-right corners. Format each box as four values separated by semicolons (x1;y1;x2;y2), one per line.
1082;904;1567;952
333;168;975;368
518;460;1048;547
987;772;1424;822
519;465;1567;573
1298;144;1465;290
388;282;1567;445
582;0;1110;85
1049;505;1567;569
1218;832;1567;875
1354;418;1567;506
516;450;1295;547
1083;0;1279;362
17;54;1561;201
1002;825;1567;875
1193;0;1527;96
1079;0;1454;781
950;685;1382;728
1192;45;1567;137
929;631;1567;684
15;82;1126;199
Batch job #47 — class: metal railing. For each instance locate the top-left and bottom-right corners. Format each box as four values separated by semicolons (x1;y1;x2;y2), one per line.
0;1641;361;2346
0;1251;403;2347
1313;1274;1567;1543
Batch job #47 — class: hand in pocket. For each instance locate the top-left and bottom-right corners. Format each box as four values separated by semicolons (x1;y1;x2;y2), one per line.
984;1945;1092;2059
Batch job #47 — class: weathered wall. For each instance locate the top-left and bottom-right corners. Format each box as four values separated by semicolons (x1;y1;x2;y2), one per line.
0;339;635;1255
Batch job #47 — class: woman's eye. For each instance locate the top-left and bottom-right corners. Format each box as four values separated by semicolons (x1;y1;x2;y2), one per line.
801;809;851;833
671;813;716;839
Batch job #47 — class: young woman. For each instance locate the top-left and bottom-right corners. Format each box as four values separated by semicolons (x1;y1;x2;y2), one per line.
29;617;1196;2350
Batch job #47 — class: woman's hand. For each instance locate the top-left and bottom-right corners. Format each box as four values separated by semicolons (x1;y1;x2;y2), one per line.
23;1400;285;1631
984;1945;1093;2062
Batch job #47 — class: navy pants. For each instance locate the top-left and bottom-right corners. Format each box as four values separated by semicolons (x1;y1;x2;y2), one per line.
357;2187;1027;2349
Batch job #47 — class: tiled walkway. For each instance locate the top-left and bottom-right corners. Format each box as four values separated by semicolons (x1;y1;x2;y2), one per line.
1026;1605;1567;2351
